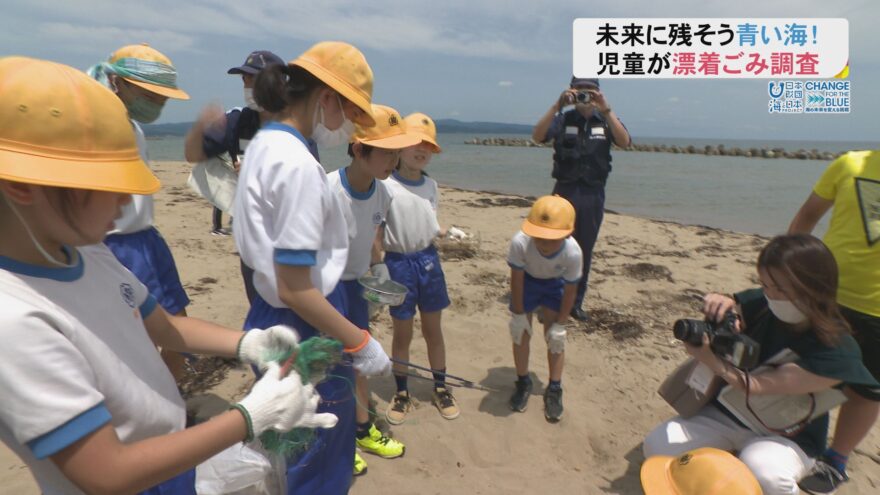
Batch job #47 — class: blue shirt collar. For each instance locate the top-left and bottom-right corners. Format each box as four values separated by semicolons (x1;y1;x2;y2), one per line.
392;169;426;187
0;246;84;282
341;167;376;200
263;121;309;149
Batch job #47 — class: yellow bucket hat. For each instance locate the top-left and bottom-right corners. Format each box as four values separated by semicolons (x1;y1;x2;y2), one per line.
522;195;575;240
353;105;422;149
0;57;159;195
291;41;375;127
404;112;442;153
641;448;762;495
108;43;190;100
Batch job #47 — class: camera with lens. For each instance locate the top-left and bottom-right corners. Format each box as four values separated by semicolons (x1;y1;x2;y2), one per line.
575;91;591;104
673;312;761;370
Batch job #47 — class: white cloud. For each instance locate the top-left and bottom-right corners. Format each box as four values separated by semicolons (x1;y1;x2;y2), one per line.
37;23;197;55
667;96;680;103
498;81;514;87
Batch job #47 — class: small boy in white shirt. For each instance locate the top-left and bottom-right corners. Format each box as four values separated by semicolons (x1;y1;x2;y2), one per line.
329;104;421;475
507;195;582;422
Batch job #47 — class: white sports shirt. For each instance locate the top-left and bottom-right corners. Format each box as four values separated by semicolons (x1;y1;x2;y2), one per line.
507;231;583;283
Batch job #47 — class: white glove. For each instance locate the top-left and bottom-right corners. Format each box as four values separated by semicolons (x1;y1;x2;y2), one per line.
546;323;567;354
447;226;468;240
237;325;300;370
370;262;390;283
236;362;338;440
348;331;392;376
508;313;532;345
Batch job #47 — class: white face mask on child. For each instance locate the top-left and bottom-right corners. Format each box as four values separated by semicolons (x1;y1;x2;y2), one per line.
3;193;77;268
766;297;809;324
312;95;355;148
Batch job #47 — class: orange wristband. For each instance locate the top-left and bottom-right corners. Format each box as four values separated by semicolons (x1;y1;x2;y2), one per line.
343;329;370;353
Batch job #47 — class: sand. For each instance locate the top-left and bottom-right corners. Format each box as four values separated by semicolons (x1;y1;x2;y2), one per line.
1;161;878;494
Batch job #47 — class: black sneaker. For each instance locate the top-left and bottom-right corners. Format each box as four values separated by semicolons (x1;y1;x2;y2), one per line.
798;458;849;495
544;387;564;422
570;307;590;322
509;379;532;412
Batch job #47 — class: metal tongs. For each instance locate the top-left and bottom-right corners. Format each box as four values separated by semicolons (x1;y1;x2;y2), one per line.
389;358;498;392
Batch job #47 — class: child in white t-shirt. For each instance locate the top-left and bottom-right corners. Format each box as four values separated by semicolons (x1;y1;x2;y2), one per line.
232;42;392;494
507;195;582;422
383;113;460;424
328;104;420;475
0;57;332;495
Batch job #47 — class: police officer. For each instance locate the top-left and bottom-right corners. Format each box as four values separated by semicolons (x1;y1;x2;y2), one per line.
532;77;631;321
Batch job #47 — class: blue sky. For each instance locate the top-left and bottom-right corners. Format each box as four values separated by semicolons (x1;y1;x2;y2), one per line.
2;1;877;142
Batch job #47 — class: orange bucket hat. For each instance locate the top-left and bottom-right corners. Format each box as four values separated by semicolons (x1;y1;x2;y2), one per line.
641;448;763;495
404;112;442;153
0;57;159;194
353;105;422;149
522;195;576;240
105;43;190;100
291;41;375;127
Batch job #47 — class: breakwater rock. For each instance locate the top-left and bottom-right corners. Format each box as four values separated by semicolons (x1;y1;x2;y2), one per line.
463;137;847;161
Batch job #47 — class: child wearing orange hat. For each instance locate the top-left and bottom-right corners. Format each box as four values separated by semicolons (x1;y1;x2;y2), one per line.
328;104;420;475
507;195;582;422
232;41;391;494
0;56;333;495
382;113;462;425
87;43;193;379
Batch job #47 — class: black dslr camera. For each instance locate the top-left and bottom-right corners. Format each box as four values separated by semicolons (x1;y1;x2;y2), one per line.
673;312;761;370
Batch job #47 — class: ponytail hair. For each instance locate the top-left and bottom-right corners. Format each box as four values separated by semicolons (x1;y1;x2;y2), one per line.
253;64;324;113
757;234;850;346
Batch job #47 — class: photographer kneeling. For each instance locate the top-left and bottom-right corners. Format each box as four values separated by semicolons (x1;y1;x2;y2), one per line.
643;234;879;495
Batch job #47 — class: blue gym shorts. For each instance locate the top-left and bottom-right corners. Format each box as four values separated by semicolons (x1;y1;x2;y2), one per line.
509;272;565;314
104;227;190;315
341;279;370;330
243;284;355;495
385;245;450;320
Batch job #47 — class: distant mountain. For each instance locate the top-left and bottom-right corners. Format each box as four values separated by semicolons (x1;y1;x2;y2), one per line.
142;119;534;137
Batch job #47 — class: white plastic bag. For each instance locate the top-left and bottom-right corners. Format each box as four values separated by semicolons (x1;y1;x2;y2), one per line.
187;155;238;214
195;442;286;495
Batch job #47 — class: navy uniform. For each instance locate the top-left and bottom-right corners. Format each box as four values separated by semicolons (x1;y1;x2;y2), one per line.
539;80;626;315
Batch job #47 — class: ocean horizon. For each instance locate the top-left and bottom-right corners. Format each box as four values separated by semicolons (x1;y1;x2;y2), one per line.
148;133;879;237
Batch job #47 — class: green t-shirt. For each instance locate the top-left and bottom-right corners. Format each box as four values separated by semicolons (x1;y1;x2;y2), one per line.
723;288;880;457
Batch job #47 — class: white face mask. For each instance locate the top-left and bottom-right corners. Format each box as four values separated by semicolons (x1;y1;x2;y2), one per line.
243;87;262;111
3;194;77;268
312;95;355;148
766;296;809;324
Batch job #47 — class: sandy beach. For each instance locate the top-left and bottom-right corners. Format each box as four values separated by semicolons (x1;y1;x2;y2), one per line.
2;162;878;494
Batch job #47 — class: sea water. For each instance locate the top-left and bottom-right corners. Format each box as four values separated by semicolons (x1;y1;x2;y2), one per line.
147;133;878;236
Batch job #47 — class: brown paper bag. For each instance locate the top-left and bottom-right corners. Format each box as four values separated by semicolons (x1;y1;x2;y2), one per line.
658;358;722;418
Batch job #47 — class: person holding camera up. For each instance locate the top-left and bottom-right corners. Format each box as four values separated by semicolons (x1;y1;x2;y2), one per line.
643;234;879;495
532;77;630;322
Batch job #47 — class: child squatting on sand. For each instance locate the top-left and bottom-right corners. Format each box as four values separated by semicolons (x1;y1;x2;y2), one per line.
507;195;583;422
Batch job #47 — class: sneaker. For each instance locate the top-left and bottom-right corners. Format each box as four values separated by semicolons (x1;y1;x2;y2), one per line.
385;392;415;425
544;387;564;422
355;424;405;459
570;307;590;322
210;228;231;236
432;387;460;420
509;379;532;412
798;458;849;495
353;451;368;477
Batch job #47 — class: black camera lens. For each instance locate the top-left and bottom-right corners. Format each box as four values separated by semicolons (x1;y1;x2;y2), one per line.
673;319;709;346
576;91;590;103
